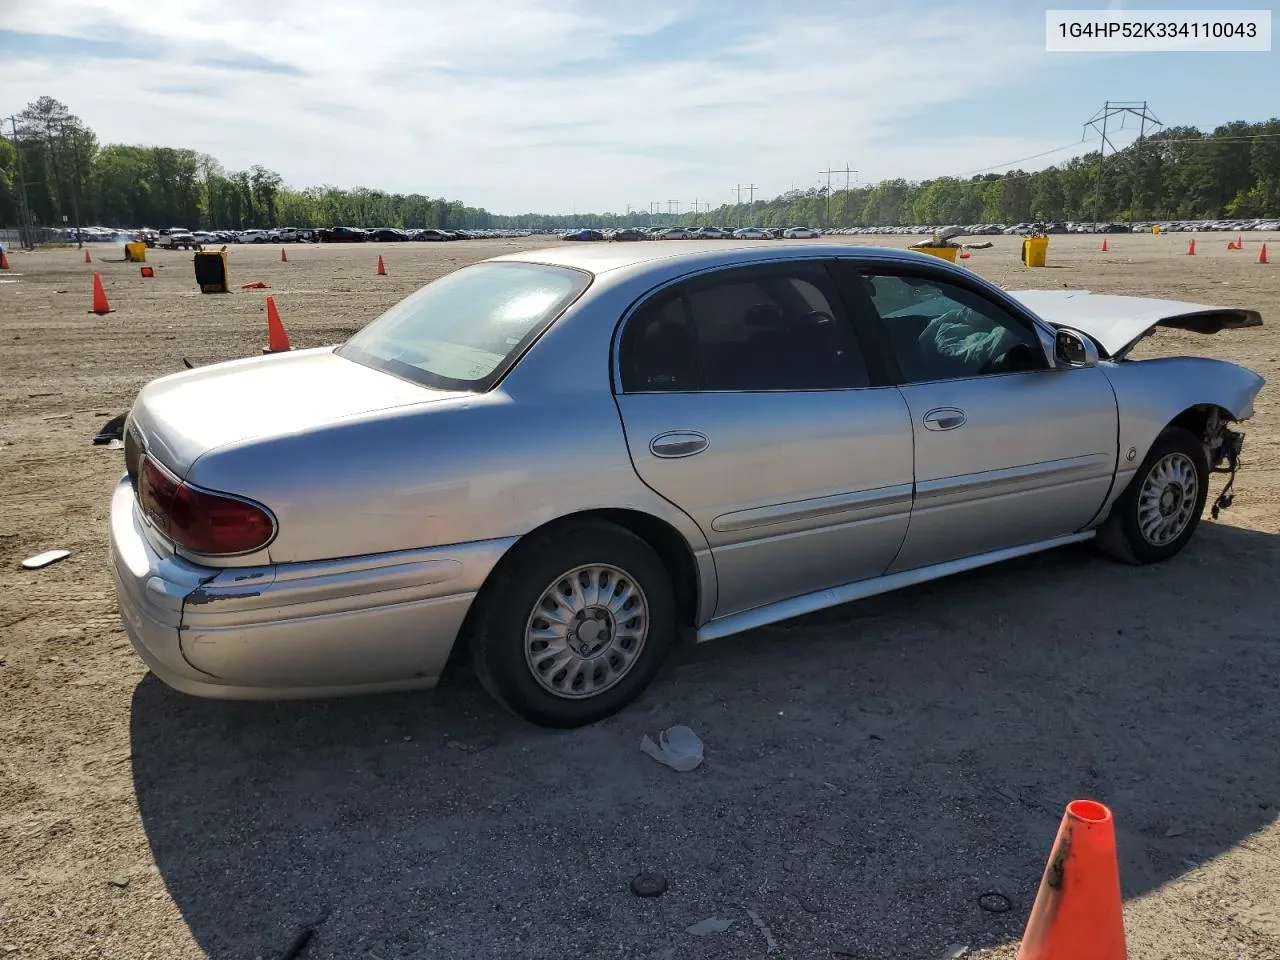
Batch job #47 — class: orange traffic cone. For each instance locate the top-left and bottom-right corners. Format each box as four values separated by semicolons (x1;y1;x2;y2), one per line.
1017;800;1126;960
1227;240;1239;251
1186;238;1196;256
281;247;288;263
0;250;9;270
140;266;154;278
376;255;387;276
1236;234;1243;249
263;296;291;354
84;249;92;263
1100;238;1108;252
1260;243;1270;265
89;272;113;314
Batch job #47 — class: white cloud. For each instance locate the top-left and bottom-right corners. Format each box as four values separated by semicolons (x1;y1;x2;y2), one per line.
1;0;1068;213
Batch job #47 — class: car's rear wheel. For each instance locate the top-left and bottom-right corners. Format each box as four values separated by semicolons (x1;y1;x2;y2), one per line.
469;520;676;728
1095;425;1208;564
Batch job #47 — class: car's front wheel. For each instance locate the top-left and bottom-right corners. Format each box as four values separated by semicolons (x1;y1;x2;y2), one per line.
469;520;676;728
1096;425;1209;564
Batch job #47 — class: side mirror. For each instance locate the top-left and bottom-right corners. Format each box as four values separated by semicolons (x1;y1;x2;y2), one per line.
1054;327;1098;368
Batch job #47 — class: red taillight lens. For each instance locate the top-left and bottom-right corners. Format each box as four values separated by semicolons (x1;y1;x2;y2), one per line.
138;456;275;555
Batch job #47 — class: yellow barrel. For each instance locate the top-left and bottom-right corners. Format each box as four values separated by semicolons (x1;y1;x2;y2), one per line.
124;241;147;263
908;244;958;263
1152;225;1162;235
1022;236;1049;267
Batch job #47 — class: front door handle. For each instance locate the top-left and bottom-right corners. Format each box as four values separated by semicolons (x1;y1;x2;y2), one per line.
922;407;966;431
650;431;709;458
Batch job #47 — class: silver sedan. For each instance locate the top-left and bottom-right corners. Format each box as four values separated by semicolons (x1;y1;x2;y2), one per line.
110;242;1265;727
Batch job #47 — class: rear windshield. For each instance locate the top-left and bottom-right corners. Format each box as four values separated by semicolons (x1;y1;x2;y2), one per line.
338;261;591;391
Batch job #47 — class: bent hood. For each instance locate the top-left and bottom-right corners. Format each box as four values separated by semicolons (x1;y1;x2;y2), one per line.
129;347;465;476
1007;289;1262;358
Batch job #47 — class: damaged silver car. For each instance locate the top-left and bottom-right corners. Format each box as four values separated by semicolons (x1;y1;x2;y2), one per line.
110;243;1265;727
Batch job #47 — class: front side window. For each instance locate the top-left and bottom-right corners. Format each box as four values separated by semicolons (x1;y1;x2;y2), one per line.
339;262;590;390
619;266;869;392
861;273;1046;383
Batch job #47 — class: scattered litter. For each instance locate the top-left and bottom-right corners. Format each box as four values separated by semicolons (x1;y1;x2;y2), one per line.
41;413;71;421
106;438;124;450
22;550;71;570
107;874;130;889
943;945;969;959
796;895;823;914
640;725;703;772
630;871;668;898
28;392;58;399
93;412;127;445
182;358;194;369
241;280;268;289
822;781;845;795
977;891;1012;913
745;906;779;953
1165;824;1187;838
686;916;734;936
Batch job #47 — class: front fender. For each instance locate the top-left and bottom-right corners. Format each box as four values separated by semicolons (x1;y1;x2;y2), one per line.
1096;357;1265;519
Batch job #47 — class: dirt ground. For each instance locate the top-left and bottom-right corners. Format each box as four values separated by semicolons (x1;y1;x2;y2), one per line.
1;232;1278;960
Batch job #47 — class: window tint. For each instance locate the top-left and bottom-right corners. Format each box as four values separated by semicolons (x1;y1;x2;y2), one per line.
861;273;1046;382
620;267;869;392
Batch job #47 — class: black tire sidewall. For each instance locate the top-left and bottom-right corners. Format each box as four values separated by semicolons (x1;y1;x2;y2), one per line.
1116;426;1209;564
472;523;676;728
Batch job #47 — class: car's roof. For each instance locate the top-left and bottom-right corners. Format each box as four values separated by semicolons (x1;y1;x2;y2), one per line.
488;240;936;275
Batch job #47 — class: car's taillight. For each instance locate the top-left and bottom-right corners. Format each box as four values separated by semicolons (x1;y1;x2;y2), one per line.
138;456;275;556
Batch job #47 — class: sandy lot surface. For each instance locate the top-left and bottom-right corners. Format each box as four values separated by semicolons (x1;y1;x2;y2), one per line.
1;232;1278;960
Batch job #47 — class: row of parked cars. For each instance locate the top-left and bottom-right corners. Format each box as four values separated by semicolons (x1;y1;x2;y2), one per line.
828;217;1280;237
561;225;825;241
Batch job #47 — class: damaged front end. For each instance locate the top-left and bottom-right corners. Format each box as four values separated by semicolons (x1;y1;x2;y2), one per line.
1203;408;1246;519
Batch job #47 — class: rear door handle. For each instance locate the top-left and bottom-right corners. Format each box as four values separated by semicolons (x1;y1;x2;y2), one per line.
922;407;966;431
650;431;709;458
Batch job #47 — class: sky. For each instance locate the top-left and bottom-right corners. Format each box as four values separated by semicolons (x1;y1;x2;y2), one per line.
0;0;1275;214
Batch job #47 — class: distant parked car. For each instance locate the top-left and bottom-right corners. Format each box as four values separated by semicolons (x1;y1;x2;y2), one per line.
157;228;199;250
732;227;772;239
611;228;649;241
561;229;605;241
783;227;821;239
369;228;410;242
319;227;368;243
694;226;727;239
412;229;453;242
658;228;693;240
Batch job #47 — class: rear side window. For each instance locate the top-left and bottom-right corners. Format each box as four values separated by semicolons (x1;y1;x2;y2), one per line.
619;265;869;392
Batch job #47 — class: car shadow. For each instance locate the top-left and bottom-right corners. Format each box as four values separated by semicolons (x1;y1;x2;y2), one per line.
131;520;1280;960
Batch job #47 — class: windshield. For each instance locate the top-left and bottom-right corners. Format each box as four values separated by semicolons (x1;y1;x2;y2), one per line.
338;262;591;391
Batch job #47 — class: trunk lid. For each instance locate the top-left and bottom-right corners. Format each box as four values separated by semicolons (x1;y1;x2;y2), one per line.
1007;289;1262;358
127;347;466;478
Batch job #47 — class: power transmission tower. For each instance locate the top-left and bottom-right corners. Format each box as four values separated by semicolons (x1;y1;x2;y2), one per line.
6;115;36;249
819;165;856;227
1083;101;1161;228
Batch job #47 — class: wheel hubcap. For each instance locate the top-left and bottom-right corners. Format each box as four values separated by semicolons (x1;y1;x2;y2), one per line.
524;564;649;699
1137;452;1198;546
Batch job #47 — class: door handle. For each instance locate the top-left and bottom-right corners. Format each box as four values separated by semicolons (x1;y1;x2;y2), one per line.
922;407;966;431
650;431;709;458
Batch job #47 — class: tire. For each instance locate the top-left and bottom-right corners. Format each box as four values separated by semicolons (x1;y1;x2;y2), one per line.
469;520;676;728
1095;425;1208;564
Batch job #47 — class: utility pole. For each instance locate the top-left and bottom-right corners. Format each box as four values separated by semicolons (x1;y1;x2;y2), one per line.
744;184;757;225
1083;101;1161;229
59;120;83;248
6;115;36;249
819;165;856;227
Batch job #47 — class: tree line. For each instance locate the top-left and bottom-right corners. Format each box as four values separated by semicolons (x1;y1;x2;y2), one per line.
2;97;1277;239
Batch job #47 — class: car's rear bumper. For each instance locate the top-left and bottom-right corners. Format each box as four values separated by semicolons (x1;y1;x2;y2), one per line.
108;477;515;700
